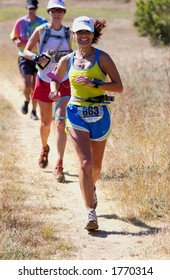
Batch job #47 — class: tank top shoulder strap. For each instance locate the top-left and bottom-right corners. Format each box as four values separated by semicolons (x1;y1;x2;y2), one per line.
95;48;106;75
70;51;75;64
68;51;75;72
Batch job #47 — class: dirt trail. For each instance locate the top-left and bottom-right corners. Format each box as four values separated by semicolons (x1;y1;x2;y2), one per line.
0;72;168;260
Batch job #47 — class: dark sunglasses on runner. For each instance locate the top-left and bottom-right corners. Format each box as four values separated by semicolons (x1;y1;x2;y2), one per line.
28;8;37;10
76;30;92;35
49;8;65;13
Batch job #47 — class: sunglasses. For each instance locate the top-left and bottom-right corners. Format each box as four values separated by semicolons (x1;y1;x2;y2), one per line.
49;8;65;13
28;8;37;10
76;30;92;35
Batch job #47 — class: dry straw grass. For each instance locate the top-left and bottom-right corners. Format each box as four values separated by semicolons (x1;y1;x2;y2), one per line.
102;47;170;220
0;0;169;259
0;99;74;259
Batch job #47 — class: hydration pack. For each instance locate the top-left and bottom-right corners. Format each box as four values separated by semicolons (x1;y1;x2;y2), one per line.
39;23;71;54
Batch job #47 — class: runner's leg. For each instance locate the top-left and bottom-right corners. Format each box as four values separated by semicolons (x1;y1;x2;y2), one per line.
31;73;37;112
68;128;94;209
55;98;69;163
38;101;53;147
22;74;32;103
91;139;107;185
54;98;69;181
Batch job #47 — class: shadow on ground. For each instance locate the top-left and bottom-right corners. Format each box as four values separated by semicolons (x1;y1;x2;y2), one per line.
89;214;161;238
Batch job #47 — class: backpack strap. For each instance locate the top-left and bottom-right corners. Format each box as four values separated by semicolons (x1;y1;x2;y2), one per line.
64;26;71;46
39;24;71;54
39;23;50;54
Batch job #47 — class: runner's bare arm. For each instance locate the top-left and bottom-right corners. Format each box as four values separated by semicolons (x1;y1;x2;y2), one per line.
50;54;70;92
23;29;40;60
99;51;123;93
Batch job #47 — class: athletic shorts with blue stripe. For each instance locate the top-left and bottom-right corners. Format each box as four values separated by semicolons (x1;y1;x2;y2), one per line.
66;104;112;141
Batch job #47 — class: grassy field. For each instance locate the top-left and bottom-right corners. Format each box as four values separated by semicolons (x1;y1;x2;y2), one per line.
0;0;169;259
0;0;135;21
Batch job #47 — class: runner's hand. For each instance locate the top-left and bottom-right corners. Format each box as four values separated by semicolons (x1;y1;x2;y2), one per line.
48;91;61;102
75;75;94;87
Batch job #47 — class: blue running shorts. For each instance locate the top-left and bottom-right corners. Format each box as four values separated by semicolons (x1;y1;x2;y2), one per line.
66;104;111;141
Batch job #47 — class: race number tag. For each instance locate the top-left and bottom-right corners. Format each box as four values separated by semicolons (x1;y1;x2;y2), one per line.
77;105;104;123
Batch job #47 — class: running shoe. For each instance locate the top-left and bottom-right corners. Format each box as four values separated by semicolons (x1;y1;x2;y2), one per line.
30;110;39;120
85;208;99;231
21;101;29;114
94;186;98;210
54;165;65;183
39;145;50;169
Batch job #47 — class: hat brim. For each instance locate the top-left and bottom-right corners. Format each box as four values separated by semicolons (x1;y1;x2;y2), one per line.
72;24;94;33
47;4;66;11
27;5;37;9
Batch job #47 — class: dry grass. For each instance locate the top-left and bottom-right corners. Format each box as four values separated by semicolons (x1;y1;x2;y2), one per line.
0;0;169;259
101;46;170;221
141;227;170;259
0;99;74;259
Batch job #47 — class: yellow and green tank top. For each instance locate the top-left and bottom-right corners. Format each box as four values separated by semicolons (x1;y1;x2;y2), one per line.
68;48;107;106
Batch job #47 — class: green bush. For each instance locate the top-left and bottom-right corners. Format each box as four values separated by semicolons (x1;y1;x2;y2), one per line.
134;0;170;46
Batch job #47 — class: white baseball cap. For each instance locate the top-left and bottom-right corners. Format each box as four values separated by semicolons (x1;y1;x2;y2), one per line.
72;16;94;32
47;0;66;11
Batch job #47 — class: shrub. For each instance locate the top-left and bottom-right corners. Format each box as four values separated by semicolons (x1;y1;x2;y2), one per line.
134;0;170;46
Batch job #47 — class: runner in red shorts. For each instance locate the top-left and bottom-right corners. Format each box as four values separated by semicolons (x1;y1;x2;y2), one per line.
23;0;72;182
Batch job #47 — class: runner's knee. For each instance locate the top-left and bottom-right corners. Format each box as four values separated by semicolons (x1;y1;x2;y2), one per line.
80;159;93;174
55;119;65;131
41;119;51;127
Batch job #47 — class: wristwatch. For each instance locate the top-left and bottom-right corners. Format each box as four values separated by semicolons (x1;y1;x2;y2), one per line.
31;54;39;62
92;78;104;88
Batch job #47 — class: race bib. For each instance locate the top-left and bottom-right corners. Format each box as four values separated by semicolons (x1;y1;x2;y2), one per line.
77;105;104;123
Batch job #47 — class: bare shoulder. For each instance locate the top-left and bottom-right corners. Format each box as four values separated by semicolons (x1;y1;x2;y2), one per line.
59;52;72;65
99;49;112;62
98;49;117;74
57;53;72;72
